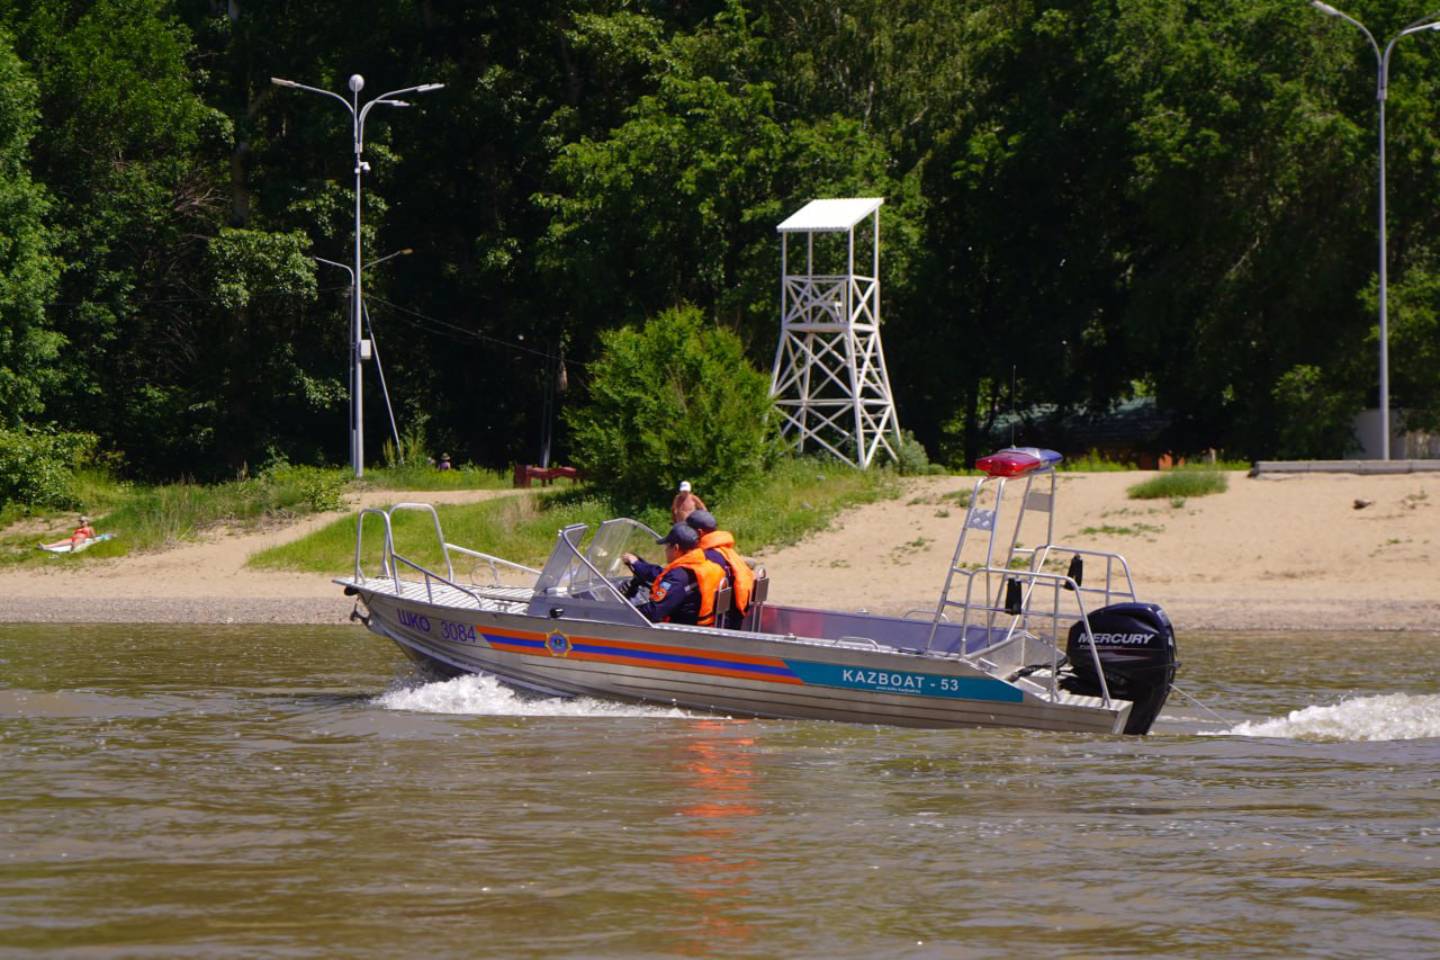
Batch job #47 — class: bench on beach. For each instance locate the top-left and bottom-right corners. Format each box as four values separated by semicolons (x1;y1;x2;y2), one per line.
513;465;582;488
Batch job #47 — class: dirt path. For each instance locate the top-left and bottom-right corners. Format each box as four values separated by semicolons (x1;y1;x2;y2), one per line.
3;472;1437;631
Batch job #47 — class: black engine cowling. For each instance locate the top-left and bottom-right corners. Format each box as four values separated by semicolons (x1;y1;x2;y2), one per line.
1063;602;1178;735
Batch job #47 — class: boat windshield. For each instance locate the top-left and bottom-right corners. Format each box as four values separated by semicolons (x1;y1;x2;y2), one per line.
532;518;661;603
593;519;664;576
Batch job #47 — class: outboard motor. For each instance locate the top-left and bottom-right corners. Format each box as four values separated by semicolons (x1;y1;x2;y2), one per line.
1063;602;1178;735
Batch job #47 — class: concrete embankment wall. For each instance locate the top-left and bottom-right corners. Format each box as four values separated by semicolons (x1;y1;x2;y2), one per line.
1251;460;1440;475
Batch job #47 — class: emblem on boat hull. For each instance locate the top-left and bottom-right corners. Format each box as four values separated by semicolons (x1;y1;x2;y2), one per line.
546;631;571;657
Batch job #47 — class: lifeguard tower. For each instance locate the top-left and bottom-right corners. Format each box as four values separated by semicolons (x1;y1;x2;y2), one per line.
770;198;900;468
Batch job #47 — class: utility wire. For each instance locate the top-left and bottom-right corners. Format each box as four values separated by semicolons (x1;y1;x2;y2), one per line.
47;289;571;366
365;294;563;363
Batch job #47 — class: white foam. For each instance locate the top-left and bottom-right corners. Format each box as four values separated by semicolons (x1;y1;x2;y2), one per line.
374;672;691;718
1216;693;1440;742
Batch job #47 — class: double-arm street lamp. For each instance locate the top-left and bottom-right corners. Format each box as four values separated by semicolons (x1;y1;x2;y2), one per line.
271;73;443;477
1310;3;1440;460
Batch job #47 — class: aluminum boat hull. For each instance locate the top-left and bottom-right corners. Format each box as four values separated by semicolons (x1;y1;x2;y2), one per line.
353;588;1133;734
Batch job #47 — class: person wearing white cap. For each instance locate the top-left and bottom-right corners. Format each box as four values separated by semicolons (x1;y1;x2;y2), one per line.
69;515;96;545
670;480;707;524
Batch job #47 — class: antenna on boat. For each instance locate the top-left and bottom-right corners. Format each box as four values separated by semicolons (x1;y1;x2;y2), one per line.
1010;364;1017;447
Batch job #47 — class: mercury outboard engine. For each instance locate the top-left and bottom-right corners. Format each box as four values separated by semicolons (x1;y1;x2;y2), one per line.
1062;602;1178;735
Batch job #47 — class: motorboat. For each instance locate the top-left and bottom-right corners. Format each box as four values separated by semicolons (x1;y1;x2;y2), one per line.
338;449;1179;734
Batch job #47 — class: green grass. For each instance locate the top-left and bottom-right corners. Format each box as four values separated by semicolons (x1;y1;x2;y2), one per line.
3;455;900;573
1057;450;1249;473
717;457;902;552
1077;522;1166;537
251;457;902;575
249;491;615;576
907;487;971;508
1126;467;1229;500
1060;449;1137;472
2;459;543;568
0;464;351;567
356;462;514;492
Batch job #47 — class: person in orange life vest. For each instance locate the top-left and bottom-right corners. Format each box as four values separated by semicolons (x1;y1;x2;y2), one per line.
620;523;725;626
671;480;707;524
70;515;96;544
684;509;755;629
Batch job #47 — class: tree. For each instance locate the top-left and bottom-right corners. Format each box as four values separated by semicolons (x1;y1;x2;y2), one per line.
565;305;780;508
537;2;919;357
2;0;1436;478
0;26;59;426
5;0;231;472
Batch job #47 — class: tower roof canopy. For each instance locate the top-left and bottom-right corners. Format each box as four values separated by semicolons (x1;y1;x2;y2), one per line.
776;197;884;234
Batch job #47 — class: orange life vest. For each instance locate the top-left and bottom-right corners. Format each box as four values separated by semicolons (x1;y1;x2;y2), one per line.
652;548;726;626
697;530;754;614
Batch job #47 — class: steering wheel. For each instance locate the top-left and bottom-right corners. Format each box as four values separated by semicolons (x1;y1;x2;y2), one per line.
619;573;646;600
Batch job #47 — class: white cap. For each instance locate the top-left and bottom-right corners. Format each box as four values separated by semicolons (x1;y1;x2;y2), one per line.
678;481;691;492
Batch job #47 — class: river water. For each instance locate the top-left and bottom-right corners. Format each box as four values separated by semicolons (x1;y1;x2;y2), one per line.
2;624;1437;959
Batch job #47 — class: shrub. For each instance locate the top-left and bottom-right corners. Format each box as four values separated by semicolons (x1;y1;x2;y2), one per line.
565;305;782;509
0;426;97;508
1127;467;1228;500
383;421;432;468
1271;364;1361;459
894;430;945;476
265;463;348;513
1062;448;1136;472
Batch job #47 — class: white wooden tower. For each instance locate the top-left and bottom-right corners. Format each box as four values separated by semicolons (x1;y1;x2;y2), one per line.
770;198;900;468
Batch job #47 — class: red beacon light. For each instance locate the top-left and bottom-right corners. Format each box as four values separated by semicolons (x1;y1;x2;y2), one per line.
975;447;1063;478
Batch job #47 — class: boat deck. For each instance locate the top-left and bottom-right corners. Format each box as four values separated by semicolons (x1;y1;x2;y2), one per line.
347;576;533;614
1011;669;1111;709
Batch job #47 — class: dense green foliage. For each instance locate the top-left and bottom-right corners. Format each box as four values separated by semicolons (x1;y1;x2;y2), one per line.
565;305;780;507
0;0;1437;506
0;28;59;426
0;425;94;508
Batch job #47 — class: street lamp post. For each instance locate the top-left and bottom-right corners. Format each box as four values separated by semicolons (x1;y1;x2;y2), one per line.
1310;3;1440;460
272;74;443;477
315;250;413;462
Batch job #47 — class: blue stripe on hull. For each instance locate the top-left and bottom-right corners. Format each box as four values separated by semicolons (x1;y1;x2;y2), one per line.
478;631;796;679
568;641;795;677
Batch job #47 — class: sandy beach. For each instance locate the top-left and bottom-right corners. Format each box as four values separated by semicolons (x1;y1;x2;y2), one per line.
3;470;1437;632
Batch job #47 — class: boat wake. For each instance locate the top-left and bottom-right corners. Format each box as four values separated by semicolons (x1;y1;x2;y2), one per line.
374;672;692;719
1213;693;1440;742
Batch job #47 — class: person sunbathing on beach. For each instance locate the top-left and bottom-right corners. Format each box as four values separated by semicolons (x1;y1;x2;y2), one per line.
70;516;96;544
39;515;106;554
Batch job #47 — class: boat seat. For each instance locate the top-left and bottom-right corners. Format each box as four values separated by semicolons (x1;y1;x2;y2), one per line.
712;580;732;625
743;568;769;631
